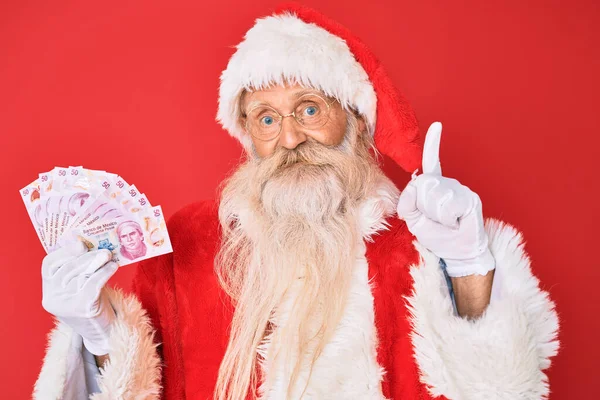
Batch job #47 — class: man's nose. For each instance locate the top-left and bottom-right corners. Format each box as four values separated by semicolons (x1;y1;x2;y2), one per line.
278;116;307;150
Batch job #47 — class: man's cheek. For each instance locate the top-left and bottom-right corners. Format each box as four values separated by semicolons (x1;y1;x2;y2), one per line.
317;125;346;146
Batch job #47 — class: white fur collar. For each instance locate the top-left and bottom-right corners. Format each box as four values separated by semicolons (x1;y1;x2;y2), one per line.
356;176;399;241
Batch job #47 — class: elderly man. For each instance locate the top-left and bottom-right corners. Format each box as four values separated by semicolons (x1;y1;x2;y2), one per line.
34;5;559;400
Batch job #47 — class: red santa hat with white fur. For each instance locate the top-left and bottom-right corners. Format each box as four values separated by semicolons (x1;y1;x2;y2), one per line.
216;3;422;173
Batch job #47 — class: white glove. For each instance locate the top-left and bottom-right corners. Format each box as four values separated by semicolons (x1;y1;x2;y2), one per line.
397;122;495;277
41;241;119;355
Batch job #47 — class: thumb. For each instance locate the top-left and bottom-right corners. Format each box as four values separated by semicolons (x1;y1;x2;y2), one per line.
87;261;119;293
397;181;419;220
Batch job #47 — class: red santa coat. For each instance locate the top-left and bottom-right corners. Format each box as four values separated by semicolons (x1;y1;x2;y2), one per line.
33;198;559;400
134;199;432;399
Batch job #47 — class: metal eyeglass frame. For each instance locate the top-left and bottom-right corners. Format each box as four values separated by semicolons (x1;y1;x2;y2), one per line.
244;93;338;142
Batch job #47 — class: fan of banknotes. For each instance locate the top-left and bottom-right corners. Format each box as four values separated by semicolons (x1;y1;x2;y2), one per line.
20;166;173;267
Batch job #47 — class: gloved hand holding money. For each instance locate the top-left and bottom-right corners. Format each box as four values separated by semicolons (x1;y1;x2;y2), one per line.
22;166;172;356
41;241;118;355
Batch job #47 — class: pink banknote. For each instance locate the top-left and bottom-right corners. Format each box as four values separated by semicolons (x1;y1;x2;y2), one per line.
20;166;172;266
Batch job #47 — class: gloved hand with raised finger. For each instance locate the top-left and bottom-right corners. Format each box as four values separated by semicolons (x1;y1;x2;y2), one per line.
397;122;496;278
41;241;119;355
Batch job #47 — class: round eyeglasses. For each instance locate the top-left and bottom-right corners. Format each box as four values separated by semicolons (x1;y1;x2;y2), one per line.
244;93;337;141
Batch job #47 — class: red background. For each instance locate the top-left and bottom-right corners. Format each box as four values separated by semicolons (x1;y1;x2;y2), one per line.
1;0;597;397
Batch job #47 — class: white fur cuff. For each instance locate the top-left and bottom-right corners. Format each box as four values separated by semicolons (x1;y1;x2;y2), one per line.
33;288;162;400
406;219;560;399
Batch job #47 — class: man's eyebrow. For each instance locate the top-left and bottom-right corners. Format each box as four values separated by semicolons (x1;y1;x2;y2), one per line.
242;100;270;115
241;88;331;115
245;99;268;109
291;88;325;99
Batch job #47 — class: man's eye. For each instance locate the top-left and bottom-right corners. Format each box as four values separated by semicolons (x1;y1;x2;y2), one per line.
261;116;275;125
299;103;321;118
305;106;318;116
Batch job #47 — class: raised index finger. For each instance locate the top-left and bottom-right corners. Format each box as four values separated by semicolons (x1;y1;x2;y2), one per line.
422;122;443;176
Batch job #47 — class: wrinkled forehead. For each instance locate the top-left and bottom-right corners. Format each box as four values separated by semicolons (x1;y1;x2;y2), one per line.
240;82;338;115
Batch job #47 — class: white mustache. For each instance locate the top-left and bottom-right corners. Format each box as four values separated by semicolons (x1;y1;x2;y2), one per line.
261;164;346;220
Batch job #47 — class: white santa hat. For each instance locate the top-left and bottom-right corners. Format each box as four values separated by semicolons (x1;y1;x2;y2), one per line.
216;3;422;172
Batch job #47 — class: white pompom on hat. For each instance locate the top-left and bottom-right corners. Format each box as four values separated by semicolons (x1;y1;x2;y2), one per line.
217;3;422;172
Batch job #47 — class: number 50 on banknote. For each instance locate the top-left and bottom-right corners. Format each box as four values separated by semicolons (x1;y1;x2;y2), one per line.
20;166;173;266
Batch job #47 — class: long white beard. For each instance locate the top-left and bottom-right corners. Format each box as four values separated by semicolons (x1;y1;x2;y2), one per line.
214;117;395;400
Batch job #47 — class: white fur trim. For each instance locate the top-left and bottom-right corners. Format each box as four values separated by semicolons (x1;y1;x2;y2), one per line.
217;12;377;149
33;288;162;399
33;321;76;399
406;219;560;399
357;176;400;242
257;241;386;400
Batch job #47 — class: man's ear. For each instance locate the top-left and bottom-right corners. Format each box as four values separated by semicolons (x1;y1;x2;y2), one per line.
356;114;367;136
238;90;248;133
238;115;248;133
